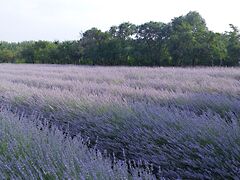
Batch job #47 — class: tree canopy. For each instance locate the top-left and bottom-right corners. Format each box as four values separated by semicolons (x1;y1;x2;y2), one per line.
1;11;240;66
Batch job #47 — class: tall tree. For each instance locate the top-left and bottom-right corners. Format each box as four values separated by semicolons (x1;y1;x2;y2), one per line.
225;24;240;66
108;23;137;65
80;28;110;65
168;11;208;66
20;42;35;63
205;32;227;66
136;21;170;65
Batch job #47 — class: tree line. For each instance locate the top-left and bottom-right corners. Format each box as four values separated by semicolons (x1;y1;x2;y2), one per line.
1;11;240;66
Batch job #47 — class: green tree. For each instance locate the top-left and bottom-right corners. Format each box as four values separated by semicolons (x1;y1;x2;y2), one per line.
168;11;208;66
0;49;15;63
204;32;228;66
20;43;35;63
57;41;81;64
225;24;240;66
108;23;137;65
136;21;170;65
80;28;110;65
113;22;137;40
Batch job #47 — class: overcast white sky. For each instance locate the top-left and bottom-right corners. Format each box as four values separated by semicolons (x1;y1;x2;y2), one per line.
0;0;239;42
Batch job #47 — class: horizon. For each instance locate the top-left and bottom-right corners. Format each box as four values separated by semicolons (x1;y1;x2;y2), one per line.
1;0;240;42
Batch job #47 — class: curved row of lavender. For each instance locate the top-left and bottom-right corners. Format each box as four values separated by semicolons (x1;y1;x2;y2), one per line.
0;110;155;179
0;64;240;178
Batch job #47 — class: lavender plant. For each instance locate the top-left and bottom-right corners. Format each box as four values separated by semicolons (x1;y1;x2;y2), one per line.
0;110;155;179
0;64;240;178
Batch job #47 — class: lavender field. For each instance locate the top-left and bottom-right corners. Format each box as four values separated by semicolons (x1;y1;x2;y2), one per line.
0;64;240;179
0;109;154;179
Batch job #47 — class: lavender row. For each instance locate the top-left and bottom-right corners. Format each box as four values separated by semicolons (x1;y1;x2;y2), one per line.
0;64;240;178
0;109;155;179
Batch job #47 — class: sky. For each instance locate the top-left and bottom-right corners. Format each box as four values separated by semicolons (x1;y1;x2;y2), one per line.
0;0;239;42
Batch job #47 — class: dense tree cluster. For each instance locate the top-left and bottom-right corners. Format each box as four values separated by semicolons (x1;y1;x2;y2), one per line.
1;11;240;66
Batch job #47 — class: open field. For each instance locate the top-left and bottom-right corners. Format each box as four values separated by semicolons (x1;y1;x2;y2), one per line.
0;64;240;179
